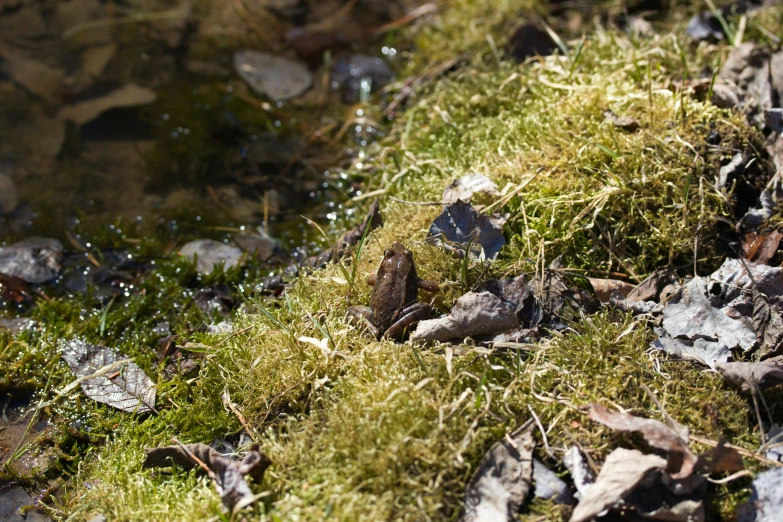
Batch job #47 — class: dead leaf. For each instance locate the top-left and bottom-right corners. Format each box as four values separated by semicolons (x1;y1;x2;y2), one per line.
587;277;634;304
603;110;640;132
563;446;594;499
57;0;113;46
569;448;667;522
737;467;783;522
179;239;244;274
411;291;519;343
507;23;556;62
660;276;757;352
143;443;271;512
442;174;500;205
651;336;731;370
627;268;677;302
533;458;575;505
743;230;783;265
460;421;535;522
427;200;506;260
0;237;63;283
696;441;744;474
58;84;157;125
715;360;783;395
81;44;117;79
61;340;156;413
589;403;698;479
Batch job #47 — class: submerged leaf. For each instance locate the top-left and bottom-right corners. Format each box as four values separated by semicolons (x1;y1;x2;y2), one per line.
61;340;156;413
143;443;271;512
234;50;312;101
460;421;535;522
58;84;157;125
588;403;697;479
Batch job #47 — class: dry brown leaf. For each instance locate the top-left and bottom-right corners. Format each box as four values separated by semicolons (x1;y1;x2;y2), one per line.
743;230;783;265
587;277;634;304
589;403;697;479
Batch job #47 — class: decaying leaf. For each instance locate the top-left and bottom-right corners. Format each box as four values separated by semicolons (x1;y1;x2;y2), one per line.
569;448;667;522
0;237;63;283
588;404;697;479
696;441;744;475
143;443;271;512
234;231;281;262
743;230;782;265
660;276;757;352
57;84;157;125
507;23;556;62
532;458;575;505
563;446;594;499
442;174;500;205
603;109;640;132
651;336;731;370
428;200;506;260
0;49;64;101
411;291;519;342
460;421;535;522
587;277;634;304
61;340;156;413
179;240;244;274
715;360;783;395
686;11;724;41
627;268;677;302
234;50;312;100
737;467;783;522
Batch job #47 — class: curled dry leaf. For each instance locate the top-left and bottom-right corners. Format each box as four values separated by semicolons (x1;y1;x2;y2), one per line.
61;340;156;413
603;109;640;132
143;443;271;512
715;360;783;395
588;403;697;479
411;291;519;343
569;448;667;522
532;458;574;505
563;446;594;499
459;421;535;522
650;336;731;370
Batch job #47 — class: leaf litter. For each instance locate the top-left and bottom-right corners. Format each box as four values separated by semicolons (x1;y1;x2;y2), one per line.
142;442;271;512
428;200;507;260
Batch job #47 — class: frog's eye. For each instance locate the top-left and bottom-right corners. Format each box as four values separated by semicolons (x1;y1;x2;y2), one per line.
404;249;412;258
383;249;393;258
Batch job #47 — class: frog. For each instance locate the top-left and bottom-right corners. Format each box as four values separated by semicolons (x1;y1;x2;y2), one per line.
348;243;439;340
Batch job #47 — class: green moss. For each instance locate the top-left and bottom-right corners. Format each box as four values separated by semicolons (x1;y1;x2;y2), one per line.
5;2;783;520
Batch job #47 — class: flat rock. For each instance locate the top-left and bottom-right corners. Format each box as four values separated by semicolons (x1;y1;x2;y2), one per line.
179;239;244;273
0;486;51;521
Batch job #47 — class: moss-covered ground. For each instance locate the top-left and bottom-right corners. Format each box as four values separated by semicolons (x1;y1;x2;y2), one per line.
3;1;783;520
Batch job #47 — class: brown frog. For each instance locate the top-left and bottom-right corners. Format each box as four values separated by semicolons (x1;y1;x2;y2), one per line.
348;243;439;340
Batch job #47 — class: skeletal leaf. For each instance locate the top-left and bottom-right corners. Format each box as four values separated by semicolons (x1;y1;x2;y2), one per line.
61;340;156;413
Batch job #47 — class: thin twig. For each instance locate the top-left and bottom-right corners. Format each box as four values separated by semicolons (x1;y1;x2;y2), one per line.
707;469;752;484
689;435;782;467
222;392;257;442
